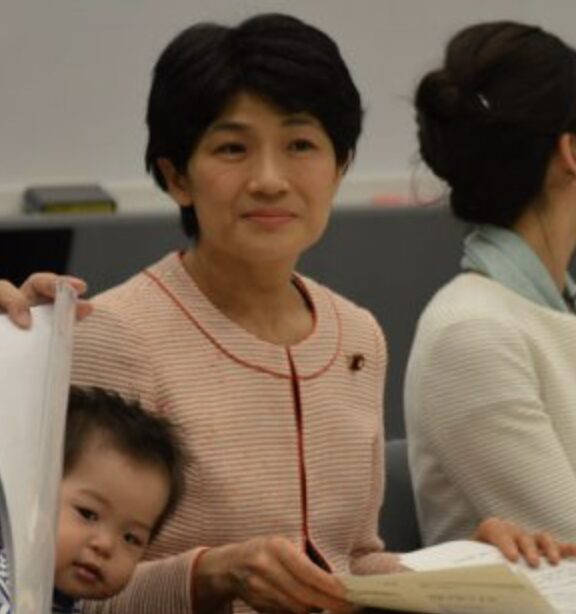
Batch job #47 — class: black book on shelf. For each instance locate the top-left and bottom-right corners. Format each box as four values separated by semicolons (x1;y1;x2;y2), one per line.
22;184;117;214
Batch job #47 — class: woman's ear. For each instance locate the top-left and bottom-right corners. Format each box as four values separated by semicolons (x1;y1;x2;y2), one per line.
340;152;354;177
156;158;193;207
558;133;576;178
331;152;353;195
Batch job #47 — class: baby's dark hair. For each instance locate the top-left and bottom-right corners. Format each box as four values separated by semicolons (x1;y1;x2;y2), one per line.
65;386;185;540
415;21;576;227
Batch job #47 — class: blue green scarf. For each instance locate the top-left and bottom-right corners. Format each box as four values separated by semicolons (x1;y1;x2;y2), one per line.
461;224;576;313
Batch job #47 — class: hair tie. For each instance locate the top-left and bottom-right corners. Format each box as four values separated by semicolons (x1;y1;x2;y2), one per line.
477;92;491;110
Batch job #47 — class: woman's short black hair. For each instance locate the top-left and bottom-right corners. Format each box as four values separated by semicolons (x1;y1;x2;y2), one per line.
65;386;186;541
145;13;363;238
415;21;576;227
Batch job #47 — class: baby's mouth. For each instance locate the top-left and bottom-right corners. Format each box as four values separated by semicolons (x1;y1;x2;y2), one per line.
73;561;104;584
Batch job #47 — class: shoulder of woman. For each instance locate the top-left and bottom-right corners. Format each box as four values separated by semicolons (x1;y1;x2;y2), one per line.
417;273;521;332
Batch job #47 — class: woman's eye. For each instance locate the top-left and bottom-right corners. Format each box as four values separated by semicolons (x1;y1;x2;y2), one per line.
76;507;98;522
214;142;246;156
289;139;317;152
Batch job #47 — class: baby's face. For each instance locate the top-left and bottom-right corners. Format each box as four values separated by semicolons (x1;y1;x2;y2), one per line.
55;435;170;600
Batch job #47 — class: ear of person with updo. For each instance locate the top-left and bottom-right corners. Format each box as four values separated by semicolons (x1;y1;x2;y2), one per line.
415;21;576;227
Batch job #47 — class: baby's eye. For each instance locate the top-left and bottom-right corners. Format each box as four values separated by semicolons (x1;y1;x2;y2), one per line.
123;532;145;548
76;507;98;522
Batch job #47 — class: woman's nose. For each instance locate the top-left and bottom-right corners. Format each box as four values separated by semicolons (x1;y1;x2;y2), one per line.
247;152;289;196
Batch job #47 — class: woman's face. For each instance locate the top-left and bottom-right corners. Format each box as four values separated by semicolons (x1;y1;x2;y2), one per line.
162;91;345;267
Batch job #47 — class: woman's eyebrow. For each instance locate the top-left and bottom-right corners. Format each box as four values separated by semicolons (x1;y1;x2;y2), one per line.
282;116;319;128
208;116;319;134
207;120;249;133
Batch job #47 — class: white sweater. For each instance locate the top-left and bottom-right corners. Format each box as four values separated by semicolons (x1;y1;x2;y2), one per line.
405;273;576;545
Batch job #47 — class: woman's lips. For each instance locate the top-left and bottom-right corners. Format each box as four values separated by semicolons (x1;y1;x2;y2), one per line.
242;209;297;228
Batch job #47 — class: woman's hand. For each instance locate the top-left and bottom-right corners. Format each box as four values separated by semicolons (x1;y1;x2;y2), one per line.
474;517;576;567
0;273;93;327
195;536;355;614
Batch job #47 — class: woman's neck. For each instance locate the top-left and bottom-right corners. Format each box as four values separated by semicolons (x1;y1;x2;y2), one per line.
514;200;576;292
181;248;314;345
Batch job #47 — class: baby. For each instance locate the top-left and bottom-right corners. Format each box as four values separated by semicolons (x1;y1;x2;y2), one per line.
0;386;185;613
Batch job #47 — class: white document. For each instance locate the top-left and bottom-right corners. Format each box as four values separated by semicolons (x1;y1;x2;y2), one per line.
0;283;76;614
402;541;576;614
342;540;576;613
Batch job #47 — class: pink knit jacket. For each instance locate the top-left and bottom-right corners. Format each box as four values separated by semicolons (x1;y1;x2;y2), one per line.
74;252;399;614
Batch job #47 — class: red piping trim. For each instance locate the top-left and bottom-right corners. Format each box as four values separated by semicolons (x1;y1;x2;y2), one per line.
287;348;309;543
144;269;288;380
287;348;333;573
144;267;343;381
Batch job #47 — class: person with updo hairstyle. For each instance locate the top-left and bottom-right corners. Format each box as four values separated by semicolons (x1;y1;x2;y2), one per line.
405;21;576;546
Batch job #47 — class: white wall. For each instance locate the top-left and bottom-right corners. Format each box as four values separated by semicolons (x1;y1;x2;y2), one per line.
2;0;576;213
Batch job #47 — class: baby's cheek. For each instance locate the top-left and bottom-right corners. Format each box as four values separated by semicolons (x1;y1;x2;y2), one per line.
54;515;77;571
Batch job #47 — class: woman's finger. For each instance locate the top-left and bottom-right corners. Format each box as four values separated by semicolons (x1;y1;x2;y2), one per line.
534;532;561;565
558;542;576;558
0;279;36;328
0;274;92;327
76;300;94;320
276;551;350;613
516;533;541;568
230;536;352;614
474;517;520;563
236;569;310;614
21;273;88;302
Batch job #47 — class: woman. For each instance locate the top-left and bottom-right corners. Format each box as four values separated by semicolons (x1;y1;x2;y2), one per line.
2;14;574;614
406;21;576;547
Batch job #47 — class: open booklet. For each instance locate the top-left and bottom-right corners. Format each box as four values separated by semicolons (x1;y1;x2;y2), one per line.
341;540;576;614
0;282;76;614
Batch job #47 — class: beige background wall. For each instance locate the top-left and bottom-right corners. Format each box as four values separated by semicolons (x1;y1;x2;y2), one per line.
2;0;575;213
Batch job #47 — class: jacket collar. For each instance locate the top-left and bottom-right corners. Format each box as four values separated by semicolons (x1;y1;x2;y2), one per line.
144;253;341;379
